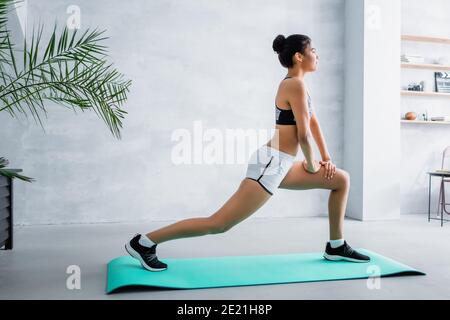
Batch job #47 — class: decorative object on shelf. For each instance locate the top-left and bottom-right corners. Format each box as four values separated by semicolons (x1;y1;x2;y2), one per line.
405;112;417;120
420;81;426;91
401;54;425;64
431;116;450;122
407;81;425;91
419;111;429;121
435;72;450;93
436;56;449;65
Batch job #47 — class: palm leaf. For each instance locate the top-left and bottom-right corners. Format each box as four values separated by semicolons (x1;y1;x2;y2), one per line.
0;157;34;182
0;0;18;71
0;0;132;181
0;3;131;139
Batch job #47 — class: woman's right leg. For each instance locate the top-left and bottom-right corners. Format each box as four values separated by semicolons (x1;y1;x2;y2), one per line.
278;162;350;241
146;178;272;244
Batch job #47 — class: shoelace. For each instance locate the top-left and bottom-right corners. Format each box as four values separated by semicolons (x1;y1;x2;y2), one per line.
344;243;354;256
143;249;158;262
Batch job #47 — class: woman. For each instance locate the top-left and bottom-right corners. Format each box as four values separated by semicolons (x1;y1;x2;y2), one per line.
125;34;370;271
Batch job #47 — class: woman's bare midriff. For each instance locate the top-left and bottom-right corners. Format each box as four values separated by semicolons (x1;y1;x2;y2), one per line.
265;125;300;157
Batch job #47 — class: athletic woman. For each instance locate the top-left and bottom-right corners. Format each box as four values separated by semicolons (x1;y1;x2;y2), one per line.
125;34;370;271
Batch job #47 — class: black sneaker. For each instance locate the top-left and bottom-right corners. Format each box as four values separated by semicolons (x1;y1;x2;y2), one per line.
125;234;168;271
323;241;371;263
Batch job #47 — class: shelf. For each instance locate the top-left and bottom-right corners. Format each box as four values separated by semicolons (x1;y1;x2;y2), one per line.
401;63;450;71
401;35;450;45
400;35;450;129
401;90;450;97
401;120;450;125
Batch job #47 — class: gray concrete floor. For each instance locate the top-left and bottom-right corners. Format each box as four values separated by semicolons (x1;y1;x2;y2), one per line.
0;214;448;300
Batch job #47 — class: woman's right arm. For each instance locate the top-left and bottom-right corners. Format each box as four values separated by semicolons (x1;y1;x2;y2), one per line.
287;80;320;173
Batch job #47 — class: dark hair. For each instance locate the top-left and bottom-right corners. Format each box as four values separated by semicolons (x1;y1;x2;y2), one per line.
272;34;311;68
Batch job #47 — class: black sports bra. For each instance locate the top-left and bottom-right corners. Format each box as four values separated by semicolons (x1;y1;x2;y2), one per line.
275;77;313;125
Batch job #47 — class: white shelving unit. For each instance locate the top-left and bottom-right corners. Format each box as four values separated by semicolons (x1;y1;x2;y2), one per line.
401;35;450;125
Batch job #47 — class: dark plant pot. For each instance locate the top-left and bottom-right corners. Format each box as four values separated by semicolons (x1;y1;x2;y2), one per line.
0;169;21;250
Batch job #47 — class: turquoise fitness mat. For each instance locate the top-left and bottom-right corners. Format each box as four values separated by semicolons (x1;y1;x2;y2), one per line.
106;249;425;293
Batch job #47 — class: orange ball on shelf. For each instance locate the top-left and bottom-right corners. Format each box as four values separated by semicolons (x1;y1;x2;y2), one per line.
405;112;417;120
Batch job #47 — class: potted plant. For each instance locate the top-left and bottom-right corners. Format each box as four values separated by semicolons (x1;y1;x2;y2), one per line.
0;0;132;249
0;158;31;249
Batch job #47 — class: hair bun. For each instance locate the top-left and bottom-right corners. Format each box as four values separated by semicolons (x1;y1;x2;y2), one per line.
273;35;286;54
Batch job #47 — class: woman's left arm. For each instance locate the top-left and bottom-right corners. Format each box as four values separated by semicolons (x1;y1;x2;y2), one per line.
310;113;336;180
310;113;331;161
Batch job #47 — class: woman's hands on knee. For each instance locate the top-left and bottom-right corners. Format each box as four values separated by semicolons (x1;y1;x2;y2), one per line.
303;159;337;180
319;159;336;180
302;160;322;174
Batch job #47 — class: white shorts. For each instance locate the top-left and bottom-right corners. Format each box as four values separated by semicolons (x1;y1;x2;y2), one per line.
245;145;296;195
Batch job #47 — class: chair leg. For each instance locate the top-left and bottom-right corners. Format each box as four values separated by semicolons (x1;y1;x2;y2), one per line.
437;182;443;217
444;183;450;215
441;180;445;226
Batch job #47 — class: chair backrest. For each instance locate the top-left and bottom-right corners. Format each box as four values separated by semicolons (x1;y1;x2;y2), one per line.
442;146;450;169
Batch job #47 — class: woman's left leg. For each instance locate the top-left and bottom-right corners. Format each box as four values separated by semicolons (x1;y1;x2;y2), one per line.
278;161;350;240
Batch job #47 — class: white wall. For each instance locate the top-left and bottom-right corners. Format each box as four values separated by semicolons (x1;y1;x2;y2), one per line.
401;0;450;216
0;0;346;225
344;0;365;220
364;0;401;220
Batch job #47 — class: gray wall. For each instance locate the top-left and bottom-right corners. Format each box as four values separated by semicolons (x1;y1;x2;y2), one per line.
401;0;450;215
0;0;346;225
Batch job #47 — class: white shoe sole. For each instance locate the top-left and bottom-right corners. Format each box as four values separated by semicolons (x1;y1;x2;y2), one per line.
323;253;370;263
124;242;167;271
